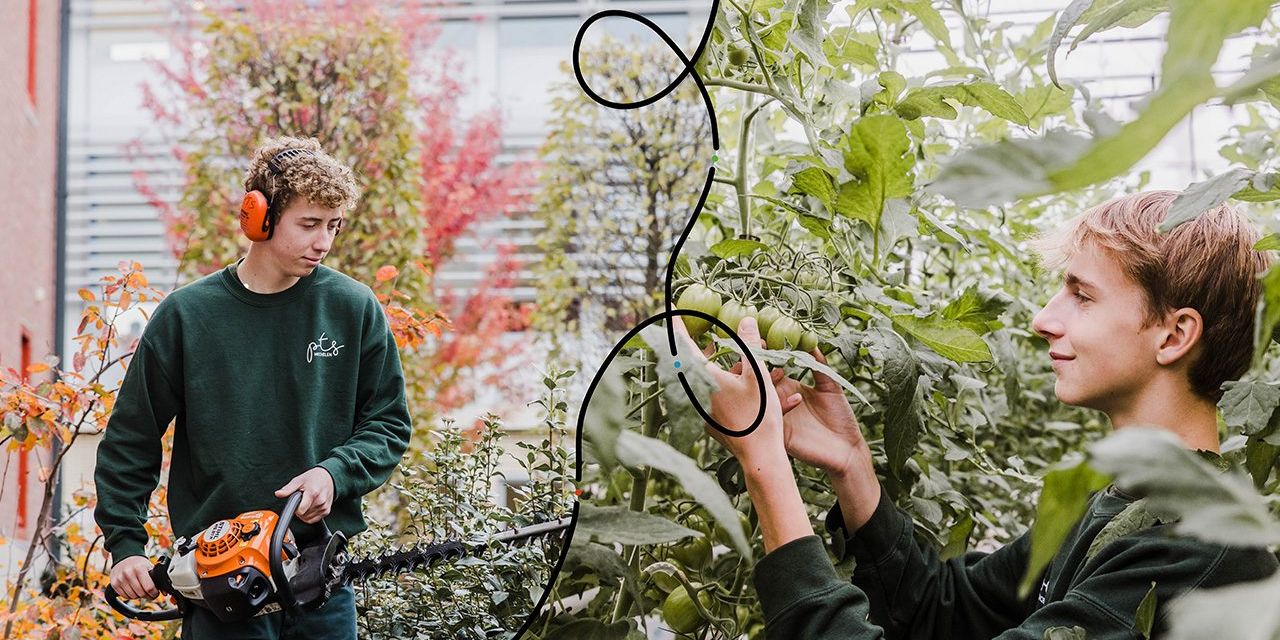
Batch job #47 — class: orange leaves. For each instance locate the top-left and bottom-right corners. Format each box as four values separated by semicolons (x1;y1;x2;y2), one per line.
375;264;400;282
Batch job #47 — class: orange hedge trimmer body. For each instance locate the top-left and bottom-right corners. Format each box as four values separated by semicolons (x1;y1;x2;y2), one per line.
106;490;571;623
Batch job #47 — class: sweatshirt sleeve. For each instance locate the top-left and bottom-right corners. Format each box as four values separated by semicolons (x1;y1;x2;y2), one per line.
316;293;412;502
830;488;1034;638
93;333;184;563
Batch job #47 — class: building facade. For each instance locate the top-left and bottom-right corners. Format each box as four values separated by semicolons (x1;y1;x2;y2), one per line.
0;0;65;578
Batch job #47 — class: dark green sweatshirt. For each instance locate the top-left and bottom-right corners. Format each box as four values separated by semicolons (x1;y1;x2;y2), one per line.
94;259;413;562
752;484;1278;639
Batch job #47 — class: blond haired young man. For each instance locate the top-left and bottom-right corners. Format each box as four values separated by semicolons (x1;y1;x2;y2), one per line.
94;136;412;639
677;191;1279;638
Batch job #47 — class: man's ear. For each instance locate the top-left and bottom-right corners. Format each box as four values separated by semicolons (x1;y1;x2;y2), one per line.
1155;307;1204;366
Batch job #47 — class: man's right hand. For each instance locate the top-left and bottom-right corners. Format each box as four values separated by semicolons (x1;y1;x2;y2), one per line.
772;348;870;476
110;555;158;600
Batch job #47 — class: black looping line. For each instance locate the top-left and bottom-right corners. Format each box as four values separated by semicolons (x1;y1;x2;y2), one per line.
517;6;768;636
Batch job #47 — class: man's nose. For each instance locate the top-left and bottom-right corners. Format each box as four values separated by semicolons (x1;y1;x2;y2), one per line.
1032;295;1062;341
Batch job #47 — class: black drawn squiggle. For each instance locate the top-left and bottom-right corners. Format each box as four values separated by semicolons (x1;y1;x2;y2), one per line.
517;5;770;636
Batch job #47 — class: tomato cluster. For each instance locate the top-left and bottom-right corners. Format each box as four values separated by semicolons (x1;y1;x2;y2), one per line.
675;281;825;352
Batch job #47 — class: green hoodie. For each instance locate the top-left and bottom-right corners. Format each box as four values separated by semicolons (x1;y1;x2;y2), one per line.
94;259;413;562
752;484;1277;639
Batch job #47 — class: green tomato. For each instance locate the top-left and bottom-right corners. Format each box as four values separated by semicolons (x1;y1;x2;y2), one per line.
798;330;820;353
676;284;722;338
713;510;753;548
766;317;803;351
756;306;784;338
670;535;712;569
662;584;713;634
716;300;758;338
651;570;680;594
728;45;749;66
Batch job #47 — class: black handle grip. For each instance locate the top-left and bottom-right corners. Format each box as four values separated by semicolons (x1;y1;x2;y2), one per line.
105;579;182;621
271;489;304;613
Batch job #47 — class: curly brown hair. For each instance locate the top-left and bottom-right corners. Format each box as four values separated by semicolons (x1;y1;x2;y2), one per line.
243;135;361;224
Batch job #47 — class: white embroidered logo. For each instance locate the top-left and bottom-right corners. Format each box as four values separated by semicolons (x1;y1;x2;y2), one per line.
306;332;345;363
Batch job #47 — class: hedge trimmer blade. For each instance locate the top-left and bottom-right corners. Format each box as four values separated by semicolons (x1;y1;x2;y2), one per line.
337;516;574;585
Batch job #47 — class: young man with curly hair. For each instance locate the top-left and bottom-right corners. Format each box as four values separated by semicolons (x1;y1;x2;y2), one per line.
94;135;412;639
678;191;1279;638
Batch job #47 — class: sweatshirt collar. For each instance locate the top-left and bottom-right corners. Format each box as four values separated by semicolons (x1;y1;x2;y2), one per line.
221;257;322;307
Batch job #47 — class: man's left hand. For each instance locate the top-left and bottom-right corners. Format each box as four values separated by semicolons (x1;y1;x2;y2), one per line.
275;467;336;524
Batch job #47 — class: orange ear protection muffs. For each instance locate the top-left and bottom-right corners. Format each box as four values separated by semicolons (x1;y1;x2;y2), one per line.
239;148;317;242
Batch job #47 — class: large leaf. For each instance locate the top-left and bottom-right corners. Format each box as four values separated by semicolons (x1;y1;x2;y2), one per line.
785;0;828;68
1157;168;1256;233
864;327;922;477
927;129;1092;208
1166;573;1280;640
837;115;914;229
896;82;1030;126
1018;459;1111;598
576;503;699;546
1219;380;1280;436
892;314;993;363
1089;427;1280;547
1070;0;1168;56
614;429;753;559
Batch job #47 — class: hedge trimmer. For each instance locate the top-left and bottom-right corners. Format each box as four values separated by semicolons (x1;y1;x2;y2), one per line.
105;490;572;623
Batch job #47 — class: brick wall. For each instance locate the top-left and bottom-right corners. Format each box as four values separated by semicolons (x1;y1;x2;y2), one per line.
0;0;62;563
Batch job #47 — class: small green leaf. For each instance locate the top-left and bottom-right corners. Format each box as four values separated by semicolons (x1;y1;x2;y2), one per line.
1218;380;1280;436
1135;581;1158;639
1254;234;1280;251
838;115;914;228
709;238;769;259
1158;168;1255;233
1019;460;1111;599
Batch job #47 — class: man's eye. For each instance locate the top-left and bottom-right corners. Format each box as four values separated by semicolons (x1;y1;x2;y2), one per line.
1073;291;1090;303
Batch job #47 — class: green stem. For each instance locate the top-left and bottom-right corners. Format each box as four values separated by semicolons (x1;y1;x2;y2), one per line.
736;91;756;235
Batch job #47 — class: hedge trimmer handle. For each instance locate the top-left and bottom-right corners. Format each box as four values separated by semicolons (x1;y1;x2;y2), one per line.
104;558;184;621
270;489;305;613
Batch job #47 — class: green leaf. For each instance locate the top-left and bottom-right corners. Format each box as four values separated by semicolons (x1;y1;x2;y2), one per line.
1157;168;1255;233
1019;459;1111;599
892;314;993;363
837;115;914;228
1254;234;1280;251
709;238;769;259
864;327;922;477
1071;0;1168;54
1047;0;1096;89
576;503;699;545
1047;73;1216;192
896;83;1030;126
641;324;719;453
1089;427;1280;547
1244;438;1280;488
785;0;828;68
899;0;950;46
941;284;1011;335
1254;265;1280;365
1166;573;1280;640
614;429;753;559
789;166;838;212
1218;380;1280;436
927;129;1092;208
941;513;975;561
1085;499;1160;562
582;361;629;470
719;337;871;405
1135;582;1158;640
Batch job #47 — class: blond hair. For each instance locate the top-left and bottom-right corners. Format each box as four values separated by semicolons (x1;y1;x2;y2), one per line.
1031;190;1272;402
244;135;361;221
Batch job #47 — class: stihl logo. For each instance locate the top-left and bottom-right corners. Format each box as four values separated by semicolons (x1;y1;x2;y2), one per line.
307;332;345;363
